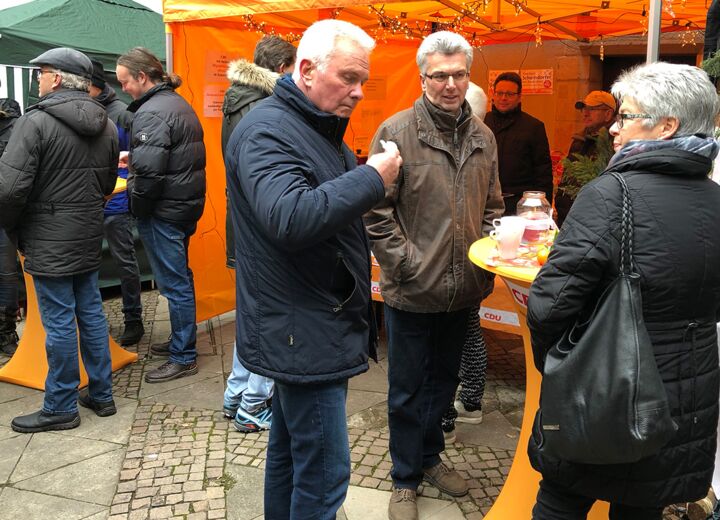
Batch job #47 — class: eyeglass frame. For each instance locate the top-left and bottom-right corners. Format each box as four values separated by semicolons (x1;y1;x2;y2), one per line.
493;90;520;98
36;69;58;81
422;70;470;84
615;112;652;129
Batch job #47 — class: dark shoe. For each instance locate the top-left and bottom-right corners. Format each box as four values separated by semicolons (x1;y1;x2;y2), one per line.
423;461;468;497
11;410;80;433
78;389;117;417
145;361;198;383
0;331;18;356
388;487;418;520
120;321;145;346
149;340;171;357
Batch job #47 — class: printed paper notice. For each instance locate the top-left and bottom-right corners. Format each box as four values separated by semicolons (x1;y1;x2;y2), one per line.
204;85;226;118
521;69;553;94
205;51;232;83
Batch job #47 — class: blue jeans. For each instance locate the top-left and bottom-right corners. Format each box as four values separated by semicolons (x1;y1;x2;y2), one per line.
0;229;18;311
104;213;142;323
224;341;274;413
33;271;113;414
384;304;471;489
265;380;350;520
137;217;197;364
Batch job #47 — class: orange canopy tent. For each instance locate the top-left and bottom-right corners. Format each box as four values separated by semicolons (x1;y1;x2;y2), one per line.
164;0;710;322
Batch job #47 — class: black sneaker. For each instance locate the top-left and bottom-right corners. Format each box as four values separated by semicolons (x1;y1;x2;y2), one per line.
144;361;198;383
120;321;145;346
78;389;117;417
149;340;171;357
11;410;80;433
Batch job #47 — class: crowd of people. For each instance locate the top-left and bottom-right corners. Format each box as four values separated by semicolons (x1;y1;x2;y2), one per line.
0;17;719;520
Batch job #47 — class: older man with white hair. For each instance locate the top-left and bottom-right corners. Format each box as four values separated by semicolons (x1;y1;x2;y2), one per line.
226;20;402;518
366;32;503;519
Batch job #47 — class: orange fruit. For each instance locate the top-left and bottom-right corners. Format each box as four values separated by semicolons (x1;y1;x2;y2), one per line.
536;246;550;266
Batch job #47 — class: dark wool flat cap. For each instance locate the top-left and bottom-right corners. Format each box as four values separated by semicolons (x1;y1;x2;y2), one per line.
30;47;93;79
90;59;107;89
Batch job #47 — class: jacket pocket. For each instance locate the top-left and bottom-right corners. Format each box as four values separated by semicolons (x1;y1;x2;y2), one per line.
329;251;358;313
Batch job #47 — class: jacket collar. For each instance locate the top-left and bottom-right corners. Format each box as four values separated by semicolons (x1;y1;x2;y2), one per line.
274;75;349;148
127;83;173;113
226;59;278;94
607;135;718;177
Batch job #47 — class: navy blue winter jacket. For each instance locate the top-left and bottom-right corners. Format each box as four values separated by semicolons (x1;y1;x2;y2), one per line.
225;76;385;385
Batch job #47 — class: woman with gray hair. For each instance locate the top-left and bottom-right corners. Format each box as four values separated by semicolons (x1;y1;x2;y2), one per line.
526;62;720;519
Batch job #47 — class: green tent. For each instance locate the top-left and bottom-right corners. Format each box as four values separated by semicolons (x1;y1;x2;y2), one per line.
0;0;165;107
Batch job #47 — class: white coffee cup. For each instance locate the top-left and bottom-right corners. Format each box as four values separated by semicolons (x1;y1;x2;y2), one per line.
490;216;526;260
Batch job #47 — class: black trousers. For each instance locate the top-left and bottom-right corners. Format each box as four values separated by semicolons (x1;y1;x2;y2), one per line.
533;478;664;520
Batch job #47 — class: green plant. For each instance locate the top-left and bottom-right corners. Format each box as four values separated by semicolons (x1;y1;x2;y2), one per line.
559;128;613;199
702;50;720;79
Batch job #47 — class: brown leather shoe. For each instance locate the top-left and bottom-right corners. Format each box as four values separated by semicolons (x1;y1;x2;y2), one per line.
388;487;418;520
423;461;468;497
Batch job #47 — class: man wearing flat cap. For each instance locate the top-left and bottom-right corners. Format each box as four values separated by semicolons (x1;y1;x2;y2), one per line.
555;90;616;227
89;60;145;348
0;47;119;433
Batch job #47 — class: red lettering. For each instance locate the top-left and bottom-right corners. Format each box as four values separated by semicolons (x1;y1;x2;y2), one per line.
511;288;529;307
482;312;502;322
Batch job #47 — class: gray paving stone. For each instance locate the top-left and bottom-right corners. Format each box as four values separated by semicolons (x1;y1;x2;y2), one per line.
0;487;105;520
14;448;126;506
10;431;120;483
225;464;264;520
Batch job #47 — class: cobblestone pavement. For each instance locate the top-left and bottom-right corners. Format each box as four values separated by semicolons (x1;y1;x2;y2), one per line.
0;290;696;519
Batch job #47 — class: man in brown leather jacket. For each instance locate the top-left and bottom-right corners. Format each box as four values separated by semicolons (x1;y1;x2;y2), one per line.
365;31;504;520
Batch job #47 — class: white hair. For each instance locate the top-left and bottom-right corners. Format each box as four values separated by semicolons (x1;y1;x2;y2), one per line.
466;82;488;118
416;31;473;74
292;20;375;80
54;69;90;92
611;62;719;137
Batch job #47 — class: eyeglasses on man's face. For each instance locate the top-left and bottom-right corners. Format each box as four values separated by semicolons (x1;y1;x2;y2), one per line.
423;70;470;84
36;69;57;81
494;91;519;98
615;112;651;129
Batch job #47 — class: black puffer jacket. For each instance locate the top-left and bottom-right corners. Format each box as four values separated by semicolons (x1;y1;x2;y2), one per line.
127;83;206;224
527;136;720;507
0;98;21;157
0;90;118;276
484;104;553;212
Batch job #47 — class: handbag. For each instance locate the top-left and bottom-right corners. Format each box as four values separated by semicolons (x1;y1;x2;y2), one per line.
535;171;677;465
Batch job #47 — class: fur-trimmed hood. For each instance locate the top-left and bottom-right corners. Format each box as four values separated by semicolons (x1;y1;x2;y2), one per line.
226;59;278;94
223;59;279;119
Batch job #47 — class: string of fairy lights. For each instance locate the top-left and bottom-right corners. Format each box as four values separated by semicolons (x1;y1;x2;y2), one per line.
239;0;704;56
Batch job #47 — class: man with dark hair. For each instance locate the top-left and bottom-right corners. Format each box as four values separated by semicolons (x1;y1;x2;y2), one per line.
220;35;296;433
116;47;206;383
0;47;118;432
89;60;145;347
484;71;553;214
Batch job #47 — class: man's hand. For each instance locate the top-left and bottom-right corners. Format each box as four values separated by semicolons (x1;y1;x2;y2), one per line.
366;144;402;187
118;151;129;169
